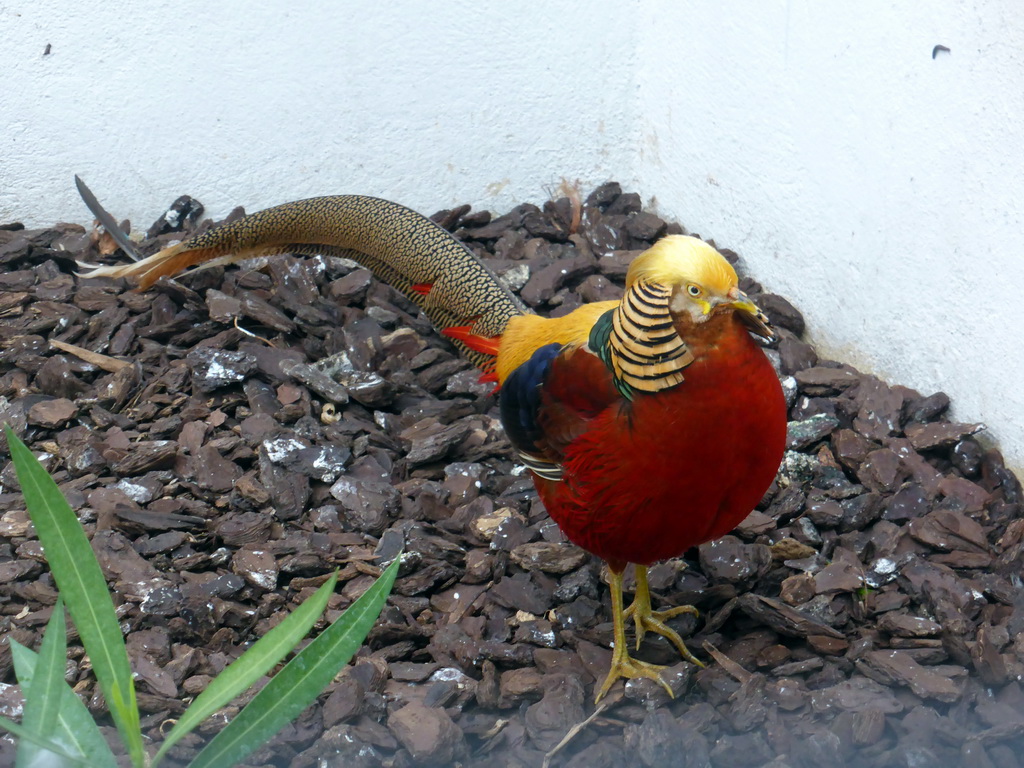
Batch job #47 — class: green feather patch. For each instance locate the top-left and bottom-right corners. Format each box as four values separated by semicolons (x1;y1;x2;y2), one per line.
589;308;634;401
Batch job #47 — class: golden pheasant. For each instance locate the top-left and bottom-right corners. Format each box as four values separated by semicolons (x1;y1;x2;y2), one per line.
82;195;787;700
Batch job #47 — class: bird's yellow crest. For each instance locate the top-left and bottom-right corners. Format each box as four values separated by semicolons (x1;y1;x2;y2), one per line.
625;235;737;295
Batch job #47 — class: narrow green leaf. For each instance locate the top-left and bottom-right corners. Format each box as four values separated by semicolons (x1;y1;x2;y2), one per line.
4;427;144;768
16;598;68;768
152;572;339;767
10;642;118;768
190;555;401;768
0;715;89;766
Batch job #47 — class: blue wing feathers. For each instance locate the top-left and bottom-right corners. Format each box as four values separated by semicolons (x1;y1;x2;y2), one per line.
499;343;563;455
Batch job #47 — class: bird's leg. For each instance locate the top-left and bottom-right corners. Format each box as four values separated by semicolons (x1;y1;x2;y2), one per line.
623;565;703;665
596;568;676;702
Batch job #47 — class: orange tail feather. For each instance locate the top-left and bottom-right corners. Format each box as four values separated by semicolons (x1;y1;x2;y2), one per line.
79;243;236;290
441;325;502;356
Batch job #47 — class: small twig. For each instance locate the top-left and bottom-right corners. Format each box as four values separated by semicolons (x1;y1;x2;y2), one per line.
233;316;276;347
471;717;510;757
542;698;614;768
49;340;132;373
702;641;751;683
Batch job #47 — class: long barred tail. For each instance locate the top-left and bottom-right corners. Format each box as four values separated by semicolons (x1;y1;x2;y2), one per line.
80;195;526;374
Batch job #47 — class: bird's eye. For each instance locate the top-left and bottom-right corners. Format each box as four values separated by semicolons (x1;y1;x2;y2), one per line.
687;284;702;297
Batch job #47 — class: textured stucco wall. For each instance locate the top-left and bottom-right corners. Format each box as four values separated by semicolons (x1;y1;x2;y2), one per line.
3;0;1023;469
1;0;639;225
635;1;1024;471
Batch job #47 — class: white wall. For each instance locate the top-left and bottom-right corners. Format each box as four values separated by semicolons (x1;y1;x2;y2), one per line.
636;1;1024;471
0;0;638;224
3;1;1023;471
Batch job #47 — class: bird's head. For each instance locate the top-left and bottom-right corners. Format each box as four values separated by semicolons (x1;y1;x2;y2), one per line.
625;235;776;342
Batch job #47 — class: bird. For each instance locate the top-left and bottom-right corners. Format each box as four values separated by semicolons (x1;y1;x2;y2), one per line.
81;194;788;701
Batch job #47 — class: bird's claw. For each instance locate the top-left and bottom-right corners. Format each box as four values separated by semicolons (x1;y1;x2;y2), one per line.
595;650;675;702
625;602;702;660
597;567;705;703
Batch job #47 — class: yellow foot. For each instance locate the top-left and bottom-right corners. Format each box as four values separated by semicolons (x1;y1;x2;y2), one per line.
624;565;705;665
596;566;704;703
623;602;702;659
595;648;675;702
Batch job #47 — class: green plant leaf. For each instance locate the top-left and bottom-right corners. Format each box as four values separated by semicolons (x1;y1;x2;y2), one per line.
4;427;144;767
10;642;118;768
189;555;401;768
16;597;68;768
152;572;340;767
0;714;89;766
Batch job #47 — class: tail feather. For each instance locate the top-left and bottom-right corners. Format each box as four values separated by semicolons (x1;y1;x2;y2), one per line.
80;242;261;286
79;195;527;371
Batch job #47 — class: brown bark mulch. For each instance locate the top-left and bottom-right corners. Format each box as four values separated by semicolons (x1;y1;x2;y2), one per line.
0;183;1022;767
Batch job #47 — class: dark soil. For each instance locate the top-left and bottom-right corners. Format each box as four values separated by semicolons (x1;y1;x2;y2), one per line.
1;182;1023;768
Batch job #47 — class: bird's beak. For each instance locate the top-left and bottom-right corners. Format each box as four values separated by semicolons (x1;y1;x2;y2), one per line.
729;290;778;345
